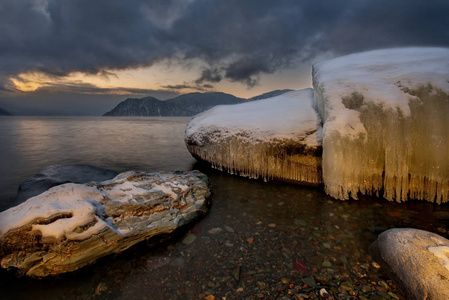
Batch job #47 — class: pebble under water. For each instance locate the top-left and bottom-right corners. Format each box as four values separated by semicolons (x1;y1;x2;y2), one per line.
1;117;449;299
2;167;449;299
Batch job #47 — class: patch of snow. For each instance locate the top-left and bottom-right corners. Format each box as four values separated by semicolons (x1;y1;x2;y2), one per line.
0;171;206;240
0;184;108;239
186;89;322;146
313;47;449;123
427;245;449;272
105;180;150;203
117;227;133;235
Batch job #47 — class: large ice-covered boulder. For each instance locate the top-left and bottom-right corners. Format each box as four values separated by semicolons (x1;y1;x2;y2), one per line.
313;47;449;203
370;228;449;299
185;89;323;185
0;170;211;277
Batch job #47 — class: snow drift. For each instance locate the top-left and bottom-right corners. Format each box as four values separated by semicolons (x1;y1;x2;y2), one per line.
313;47;449;203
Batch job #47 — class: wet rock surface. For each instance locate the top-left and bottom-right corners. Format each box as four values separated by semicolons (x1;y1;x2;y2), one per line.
17;165;118;202
2;170;448;299
370;228;449;300
0;170;211;277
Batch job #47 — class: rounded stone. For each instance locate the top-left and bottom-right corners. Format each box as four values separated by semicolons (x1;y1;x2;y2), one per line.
370;228;449;300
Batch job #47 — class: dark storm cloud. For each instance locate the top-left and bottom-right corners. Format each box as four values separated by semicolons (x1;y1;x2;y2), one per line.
1;0;449;90
29;82;178;97
201;84;213;89
161;83;212;92
162;84;194;90
323;1;449;54
224;54;292;87
195;68;222;84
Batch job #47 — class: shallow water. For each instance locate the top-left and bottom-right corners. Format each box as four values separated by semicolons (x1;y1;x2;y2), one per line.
1;116;448;299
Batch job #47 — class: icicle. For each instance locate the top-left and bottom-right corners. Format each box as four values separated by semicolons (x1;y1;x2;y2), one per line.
313;47;449;203
185;89;323;187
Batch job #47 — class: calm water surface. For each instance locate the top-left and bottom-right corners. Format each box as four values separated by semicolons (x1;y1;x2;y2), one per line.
1;116;449;299
0;116;196;211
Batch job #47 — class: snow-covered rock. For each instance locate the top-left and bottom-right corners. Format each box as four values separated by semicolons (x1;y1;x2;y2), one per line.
17;164;119;202
313;47;449;203
370;228;449;300
0;170;211;277
185;89;323;185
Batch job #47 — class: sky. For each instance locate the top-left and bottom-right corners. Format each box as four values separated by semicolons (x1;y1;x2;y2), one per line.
0;0;448;115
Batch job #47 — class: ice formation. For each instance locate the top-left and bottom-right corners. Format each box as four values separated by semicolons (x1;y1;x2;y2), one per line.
313;47;449;203
0;170;211;277
185;89;323;185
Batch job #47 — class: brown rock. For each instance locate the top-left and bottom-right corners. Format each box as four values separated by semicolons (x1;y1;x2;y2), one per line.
370;228;449;299
0;170;211;277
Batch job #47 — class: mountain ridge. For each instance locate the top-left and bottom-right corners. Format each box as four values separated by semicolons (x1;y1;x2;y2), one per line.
249;89;294;101
104;92;246;116
103;90;294;117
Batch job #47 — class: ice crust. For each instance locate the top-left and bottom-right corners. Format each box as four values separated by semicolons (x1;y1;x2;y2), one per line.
313;47;449;203
185;89;323;185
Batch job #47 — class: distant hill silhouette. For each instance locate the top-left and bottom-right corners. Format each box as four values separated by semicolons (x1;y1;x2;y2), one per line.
104;90;296;117
103;92;246;116
249;89;294;101
0;107;12;116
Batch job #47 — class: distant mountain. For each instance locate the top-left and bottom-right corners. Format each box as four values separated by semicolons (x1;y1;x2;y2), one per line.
103;92;246;116
249;89;294;101
0;107;12;116
103;96;165;116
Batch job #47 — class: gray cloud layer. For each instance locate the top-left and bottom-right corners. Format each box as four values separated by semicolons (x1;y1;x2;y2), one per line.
1;0;448;91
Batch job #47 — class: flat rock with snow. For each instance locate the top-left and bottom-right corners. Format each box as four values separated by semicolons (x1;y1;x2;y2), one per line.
370;228;449;299
313;47;449;203
0;170;211;277
17;164;119;202
185;89;323;185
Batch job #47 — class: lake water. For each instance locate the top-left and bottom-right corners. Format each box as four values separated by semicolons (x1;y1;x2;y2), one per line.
0;116;196;211
1;116;449;299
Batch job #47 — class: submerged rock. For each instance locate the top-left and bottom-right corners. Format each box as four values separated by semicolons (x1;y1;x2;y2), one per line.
0;170;211;277
17;164;118;202
370;228;449;299
313;47;449;203
185;89;323;185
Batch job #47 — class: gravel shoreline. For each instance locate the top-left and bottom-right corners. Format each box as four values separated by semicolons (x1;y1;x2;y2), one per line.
2;171;448;299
